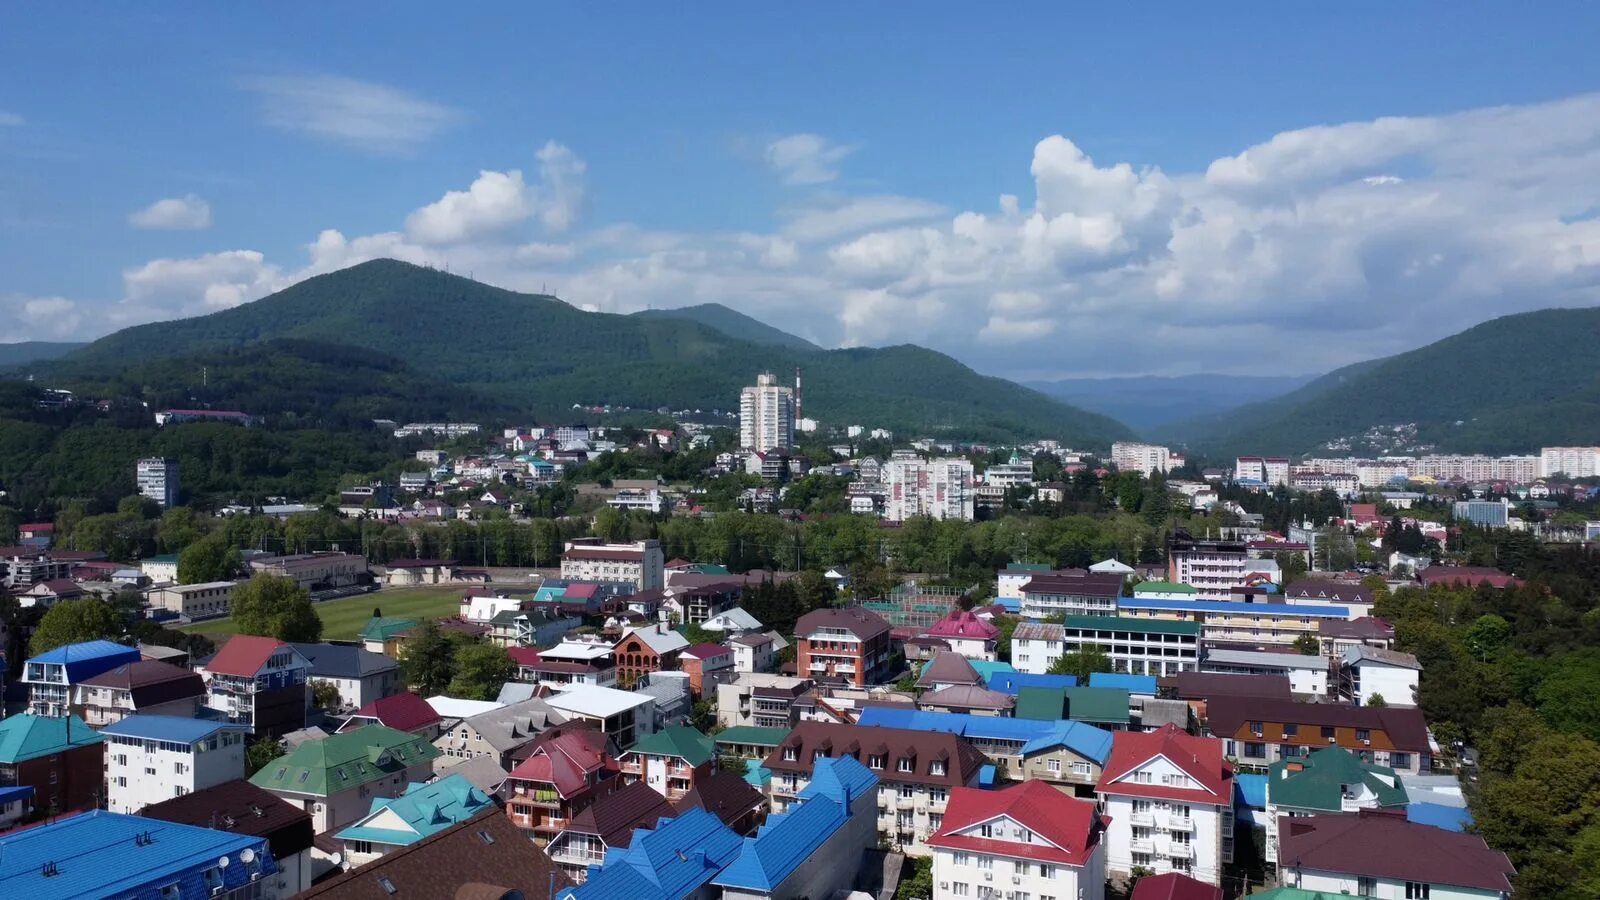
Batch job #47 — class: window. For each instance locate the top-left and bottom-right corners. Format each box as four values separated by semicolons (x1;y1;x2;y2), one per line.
1282;723;1298;738
951;884;969;897
1356;878;1377;897
1047;758;1061;773
783;747;798;762
203;868;224;892
1391;752;1412;770
976;855;993;870
980;823;995;838
1016;827;1032;843
930;760;946;776
899;785;915;799
898;757;914;773
1404;883;1430;899
814;749;827;760
930;787;947;803
1249;720;1264;736
159;884;182;900
1133;771;1153;783
1356;729;1371;743
1243;742;1266;759
378;877;398;895
1038;864;1053;878
953;851;969;866
1071;761;1092;776
1321;726;1336;740
476;829;495;845
1132;852;1153;867
868;754;885;769
349;840;373;854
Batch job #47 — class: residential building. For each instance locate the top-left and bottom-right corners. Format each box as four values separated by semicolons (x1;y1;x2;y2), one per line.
561;806;744;900
1339;646;1421;707
0;810;280;900
740;372;797;452
73;658;205;726
140;553;181;583
884;453;976;521
203;635;311;739
1013;617;1201;677
433;697;568;768
504;728;621;843
338;691;443;739
716;674;811;730
996;563;1054;608
0;785;32;829
1206;697;1433;774
1282;580;1375;619
613;622;690;689
1113;441;1175;476
1418;566;1525;590
334;773;494;868
929;780;1109;900
1277;811;1515;899
1017;571;1124;618
292;642;401;712
762;721;987;854
668;580;744;625
923;610;1000;660
546;780;677;884
0;713;105;815
620;725;716;801
248;552;369;591
729;631;777;673
141;779;318;899
1134;580;1200;601
1095;724;1235;885
1318;618;1396;657
715;725;791;762
701;606;764;634
249;724;442;833
855;708;1113;794
1119;596;1347;646
1539;445;1600;478
148;580;237;619
358;615;418;656
1263;748;1408;865
22;639;140;717
916;651;985;692
1015;685;1133;729
1202;649;1331;696
920;684;1016;716
487;605;584;648
1167;672;1293;724
1166;529;1250;600
560;538;665;590
18;577;85;608
101;715;249;813
545;684;660;749
1453;498;1511;528
678;643;735;697
507;646;618;691
795;606;893;687
136;456;180;507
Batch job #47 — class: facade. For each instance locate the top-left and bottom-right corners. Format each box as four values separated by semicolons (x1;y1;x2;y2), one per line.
613;623;690;689
620;724;715;801
545;780;676;885
291;642;402;712
1277;812;1515;899
856;707;1114;794
1263;748;1408;865
334;773;494;868
433;697;567;768
1539;445;1600;478
739;372;797;452
923;610;1000;660
1017;571;1124;618
0;713;105;815
1113;441;1174;476
1095;724;1235;886
1339;646;1421;707
250;724;442;834
101;714;249;814
1119;596;1347;647
1202;649;1331;696
678;642;735;697
73;658;205;726
545;684;660;750
729;631;777;673
148;580;237;618
1166;530;1250;600
795;606;893;687
141;779;319;899
884;452;976;521
1206;697;1433;774
203;635;311;739
507;646;618;691
1013;617;1201;677
22;639;140;717
136;456;180;507
1453;499;1511;528
248;552;369;590
1282;580;1375;619
559;538;665;590
503;728;621;844
929;780;1109;900
716;674;811;730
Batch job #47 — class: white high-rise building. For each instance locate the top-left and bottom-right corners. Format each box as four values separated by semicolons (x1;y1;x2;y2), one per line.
739;372;796;452
1112;441;1173;476
136;457;180;508
884;452;974;521
1540;446;1600;478
101;715;249;814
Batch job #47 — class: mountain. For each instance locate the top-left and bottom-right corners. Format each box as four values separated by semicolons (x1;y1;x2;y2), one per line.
1029;373;1318;433
1164;307;1600;457
632;303;819;351
40;260;1132;444
0;341;86;369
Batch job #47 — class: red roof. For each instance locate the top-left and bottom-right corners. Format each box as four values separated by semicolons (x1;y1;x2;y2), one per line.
1277;810;1514;893
928;780;1107;866
19;523;53;533
344;692;442;734
207;634;290;677
1095;724;1232;804
506;731;617;798
923;610;999;641
563;583;599;600
506;647;542;667
681;643;732;660
1419;566;1525;590
1131;873;1222;900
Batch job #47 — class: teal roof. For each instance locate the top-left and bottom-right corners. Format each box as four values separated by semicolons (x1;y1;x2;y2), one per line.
1014;686;1131;724
1268;747;1409;812
744;764;772;788
335;774;493;846
0;714;103;764
968;660;1016;682
627;725;715;766
250;725;440;797
713;756;877;892
714;726;789;748
359;616;417;641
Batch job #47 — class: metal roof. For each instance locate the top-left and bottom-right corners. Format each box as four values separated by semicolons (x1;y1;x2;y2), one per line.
100;714;247;744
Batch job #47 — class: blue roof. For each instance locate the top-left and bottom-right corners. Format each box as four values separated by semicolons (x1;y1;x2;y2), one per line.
0;809;277;900
1089;672;1158;695
1235;773;1268;809
993;596;1022;612
853;707;1113;764
336;774;494;846
1117;597;1349;617
714;757;877;892
987;671;1079;695
100;715;246;744
968;660;1016;682
1407;802;1473;832
26;640;140;682
563;808;743;900
978;764;997;787
0;785;33;804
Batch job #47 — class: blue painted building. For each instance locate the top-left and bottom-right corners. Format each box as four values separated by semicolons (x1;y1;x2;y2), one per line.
559;807;744;900
22;640;140;716
1088;672;1159;696
855;707;1113;791
985;671;1079;694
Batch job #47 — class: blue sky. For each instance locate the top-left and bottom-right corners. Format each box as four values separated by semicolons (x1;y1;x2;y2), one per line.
5;4;1600;379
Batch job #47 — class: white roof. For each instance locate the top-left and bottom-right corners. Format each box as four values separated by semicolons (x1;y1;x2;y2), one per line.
546;684;655;718
1089;558;1135;574
160;580;237;593
1203;648;1328;671
700;607;763;632
539;638;615;662
426;696;505;719
624;624;690;655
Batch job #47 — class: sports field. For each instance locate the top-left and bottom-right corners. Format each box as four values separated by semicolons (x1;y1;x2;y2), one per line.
177;584;463;640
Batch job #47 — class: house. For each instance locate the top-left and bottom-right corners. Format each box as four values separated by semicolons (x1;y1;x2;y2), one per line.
357;615;418;656
545;684;660;749
1276;811;1515;899
1339;646;1421;707
929;780;1110;900
434;697;568;769
678;643;735;697
22;639;140;717
334;773;495;868
1095;724;1235;885
621;725;716;801
140;778;319;898
672;768;767;836
559;806;743;900
796;606;894;687
1130;873;1223;900
1264;748;1408;864
711;755;880;900
1283;580;1375;619
203;635;311;739
1015;685;1133;729
337;691;443;738
922;609;1000;660
701;606;764;635
762;721;987;854
667;581;744;625
148;580;237;619
560;538;665;590
19;577;85;608
487;605;584;648
291;642;401;712
916;651;985;692
507;646;618;691
996;563;1053;606
855;708;1114;794
613;622;690;689
920;684;1016;716
504;727;621;843
1201;648;1331;696
0;810;279;900
0;713;104;815
296;807;572;900
1018;571;1124;618
634;672;693;728
729;631;777;673
545;780;677;884
249;725;442;833
1206;697;1433;774
1014;617;1202;677
101;715;250;814
716;674;812;730
140;553;181;583
73;658;206;726
1319;617;1396;656
0;786;33;829
716;726;790;762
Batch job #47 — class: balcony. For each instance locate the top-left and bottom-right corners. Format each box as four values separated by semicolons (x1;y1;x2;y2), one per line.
1168;815;1194;830
1167;843;1195;859
1130;839;1155;854
1128;811;1154;827
895;795;916;809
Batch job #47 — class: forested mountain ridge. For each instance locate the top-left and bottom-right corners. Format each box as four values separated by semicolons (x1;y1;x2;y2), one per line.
0;341;86;369
631;302;820;351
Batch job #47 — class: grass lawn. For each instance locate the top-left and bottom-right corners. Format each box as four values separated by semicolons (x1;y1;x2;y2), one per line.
177;585;464;641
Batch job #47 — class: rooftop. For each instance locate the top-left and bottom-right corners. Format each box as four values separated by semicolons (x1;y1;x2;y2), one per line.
249;725;441;797
336;773;495;847
290;642;398;679
139;778;315;863
626;725;715;766
0;714;104;764
547;684;656;718
207;634;295;678
100;714;248;744
712;756;878;892
855;707;1113;763
1277;811;1514;893
929;780;1107;867
562;807;743;900
1098;724;1233;803
1268;748;1408;812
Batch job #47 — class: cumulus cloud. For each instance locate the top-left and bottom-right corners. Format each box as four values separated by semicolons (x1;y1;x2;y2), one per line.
765;133;857;185
404;142;587;244
239;74;461;152
6;296;83;338
128;194;212;230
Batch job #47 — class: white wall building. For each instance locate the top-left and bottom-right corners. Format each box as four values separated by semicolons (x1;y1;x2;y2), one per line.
136;456;180;508
101;716;249;814
884;453;975;522
1339;646;1421;707
1113;442;1174;476
1540;446;1600;478
1202;648;1330;696
1096;725;1233;886
928;781;1107;900
740;372;796;452
559;538;664;590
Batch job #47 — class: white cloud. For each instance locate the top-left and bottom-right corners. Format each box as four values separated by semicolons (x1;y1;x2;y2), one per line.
404;143;588;244
764;133;857;185
7;296;83;338
0;111;22;127
128;194;212;230
238;74;461;152
780;195;945;243
535;141;587;233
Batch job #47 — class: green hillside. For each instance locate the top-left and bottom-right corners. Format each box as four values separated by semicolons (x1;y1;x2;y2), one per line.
43;259;1131;444
632;302;819;351
0;341;86;369
1167;307;1600;456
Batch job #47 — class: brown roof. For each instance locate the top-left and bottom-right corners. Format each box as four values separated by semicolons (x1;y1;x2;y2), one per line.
139;779;314;863
1167;672;1293;702
564;547;646;562
1318;617;1395;640
298;807;572;898
920;684;1015;711
1206;697;1431;751
763;722;986;788
671;770;764;832
796;606;891;641
1278;810;1514;892
915;651;983;689
79;659;205;708
564;779;676;846
1284;579;1374;605
1018;572;1124;599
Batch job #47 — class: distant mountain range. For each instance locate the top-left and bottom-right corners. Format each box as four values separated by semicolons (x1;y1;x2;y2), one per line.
23;259;1132;444
0;341;86;369
1029;373;1319;433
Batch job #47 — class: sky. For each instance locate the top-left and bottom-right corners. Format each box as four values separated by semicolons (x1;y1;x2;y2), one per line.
4;4;1600;381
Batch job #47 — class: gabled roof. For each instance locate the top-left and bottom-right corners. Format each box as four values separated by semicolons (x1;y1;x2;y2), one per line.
1206;698;1431;752
702;607;763;631
1018;571;1124;598
250;725;441;797
0;714;104;763
681;642;733;661
563;807;743;900
1268;747;1408;812
343;692;442;734
1088;672;1159;695
763;722;986;788
1318;617;1394;640
358;616;418;642
621;624;690;656
562;780;676;845
507;730;618;797
78;659;205;707
795;606;891;640
916;651;983;689
460;697;568;753
207;634;295;677
1277;811;1514;892
1096;724;1232;803
626;725;715;766
854;708;1112;764
1284;579;1374;605
924;610;1000;641
714;726;790;748
920;684;1015;711
139;778;314;863
100;715;246;745
672;769;766;830
712;756;877;891
290;642;398;679
928;780;1106;866
1130;872;1223;900
25;640;140;679
335;773;494;846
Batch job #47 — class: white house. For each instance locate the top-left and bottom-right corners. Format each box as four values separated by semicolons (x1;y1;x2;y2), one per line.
729;632;776;674
929;780;1107;900
291;642;402;712
1202;648;1331;696
1339;646;1421;708
1277;812;1514;899
701;607;764;635
1095;725;1234;886
101;715;249;814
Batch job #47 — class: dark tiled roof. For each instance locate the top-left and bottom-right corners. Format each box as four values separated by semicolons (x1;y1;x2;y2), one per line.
289;642;397;679
1130;873;1223;900
1318;617;1395;640
671;770;764;831
1018;571;1124;598
565;780;676;846
915;651;983;689
1167;672;1293;702
1277;811;1514;892
139;779;314;862
763;722;985;788
1207;698;1430;751
796;606;891;640
1284;580;1374;605
79;660;204;708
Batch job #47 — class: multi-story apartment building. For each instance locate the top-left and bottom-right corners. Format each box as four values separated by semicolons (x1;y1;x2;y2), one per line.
1540;445;1600;478
1118;597;1348;646
74;658;206;726
203;635;310;739
929;780;1108;900
716;674;812;730
856;708;1113;795
1453;498;1511;527
141;780;318;899
136;456;180;507
503;729;621;845
1262;748;1408;866
729;632;777;673
1234;456;1289;487
250;725;442;834
23;639;141;717
544;685;659;750
739;372;796;452
1113;441;1174;476
559;538;665;590
544;780;676;884
1166;530;1250;600
762;722;986;855
795;607;893;687
1205;697;1432;774
1338;646;1421;707
1201;648;1331;696
1016;571;1124;618
101;715;249;814
247;552;369;591
1095;725;1234;886
1012;617;1201;677
884;452;976;521
434;697;567;768
148;580;237;619
619;725;715;801
0;714;105;815
678;643;735;697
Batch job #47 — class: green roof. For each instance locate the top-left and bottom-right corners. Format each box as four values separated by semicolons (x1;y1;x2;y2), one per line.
144;554;180;564
250;725;440;797
1248;890;1345;900
1133;581;1195;594
714;726;789;749
1014;686;1068;721
359;616;418;641
1061;615;1201;637
1005;563;1053;572
1064;686;1131;724
626;725;715;766
1267;747;1409;812
0;714;103;764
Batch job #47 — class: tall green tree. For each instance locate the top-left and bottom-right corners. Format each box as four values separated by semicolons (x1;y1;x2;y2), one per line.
446;643;515;701
1047;645;1113;681
230;574;322;642
399;621;457;696
31;598;123;655
177;534;240;584
245;737;281;776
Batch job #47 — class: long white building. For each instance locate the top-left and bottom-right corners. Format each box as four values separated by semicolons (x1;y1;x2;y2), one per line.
101;715;249;814
883;452;974;521
1540;446;1600;478
1112;441;1176;476
739;372;796;452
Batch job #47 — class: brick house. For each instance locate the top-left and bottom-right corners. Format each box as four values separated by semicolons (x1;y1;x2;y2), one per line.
0;713;105;815
795;607;892;687
678;643;735;698
612;623;689;689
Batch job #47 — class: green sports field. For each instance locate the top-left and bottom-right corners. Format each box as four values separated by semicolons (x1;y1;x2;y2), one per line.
176;584;463;640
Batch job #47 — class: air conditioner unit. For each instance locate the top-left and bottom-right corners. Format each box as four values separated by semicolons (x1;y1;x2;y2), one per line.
1362;739;1371;745
983;872;993;881
1011;875;1022;884
940;883;949;890
1327;736;1336;743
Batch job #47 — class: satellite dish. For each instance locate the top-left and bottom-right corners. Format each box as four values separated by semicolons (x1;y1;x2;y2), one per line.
240;848;256;864
218;856;230;868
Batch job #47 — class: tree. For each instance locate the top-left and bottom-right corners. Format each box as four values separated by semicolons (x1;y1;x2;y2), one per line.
31;598;123;655
1293;634;1322;655
157;507;205;553
230;574;322;642
177;534;240;584
895;856;933;900
994;616;1019;662
311;680;343;710
1047;646;1112;681
691;698;717;732
447;643;516;701
1366;693;1388;707
718;754;749;778
1466;613;1511;659
245;737;281;776
399;621;457;696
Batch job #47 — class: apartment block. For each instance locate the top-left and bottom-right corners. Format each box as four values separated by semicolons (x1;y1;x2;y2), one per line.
1096;725;1234;886
101;715;249;814
884;452;976;522
1013;617;1201;677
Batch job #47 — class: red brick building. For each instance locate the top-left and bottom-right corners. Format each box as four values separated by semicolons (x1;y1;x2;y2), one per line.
612;623;688;689
795;607;892;687
677;643;734;698
0;713;106;815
